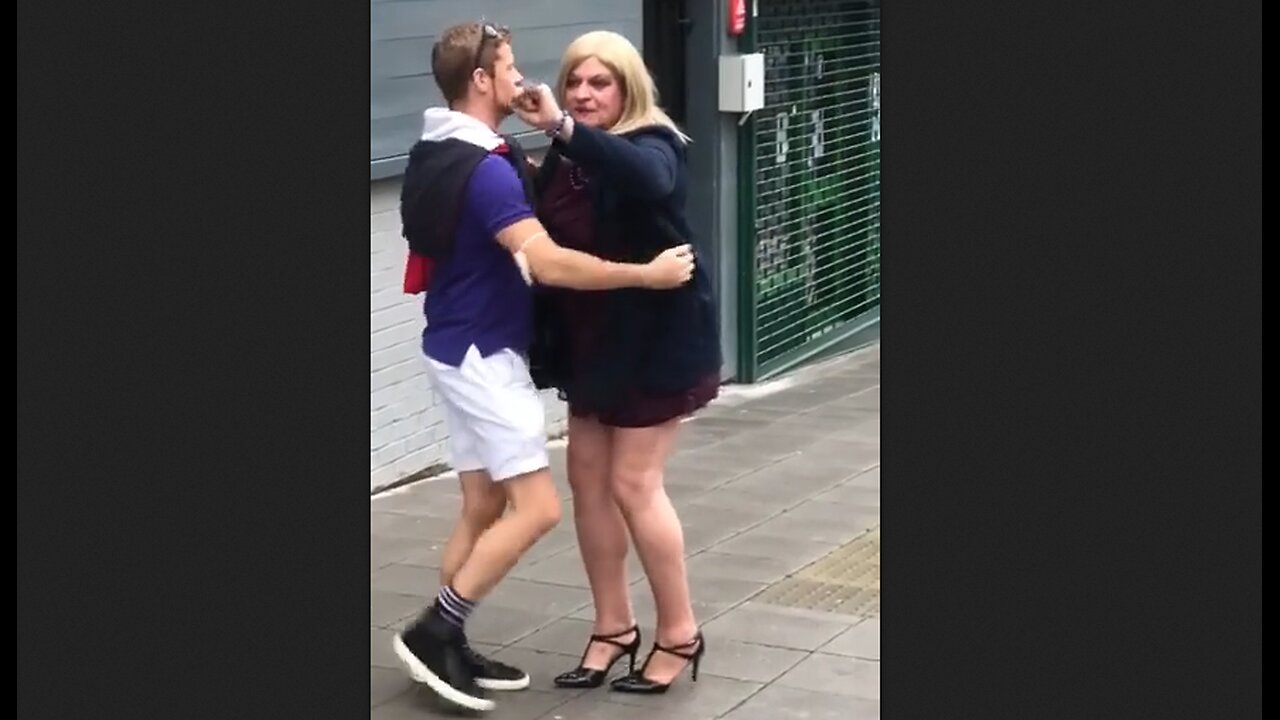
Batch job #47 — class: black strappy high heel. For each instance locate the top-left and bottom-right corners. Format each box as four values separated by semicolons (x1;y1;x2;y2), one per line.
552;625;642;689
609;631;705;694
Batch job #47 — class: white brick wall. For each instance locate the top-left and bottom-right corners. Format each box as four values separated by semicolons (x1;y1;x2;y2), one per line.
370;178;567;492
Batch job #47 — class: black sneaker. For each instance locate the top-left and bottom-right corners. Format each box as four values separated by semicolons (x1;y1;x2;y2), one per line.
460;640;530;691
392;607;495;712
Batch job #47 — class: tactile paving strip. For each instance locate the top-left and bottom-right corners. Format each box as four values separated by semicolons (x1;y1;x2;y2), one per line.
752;524;879;618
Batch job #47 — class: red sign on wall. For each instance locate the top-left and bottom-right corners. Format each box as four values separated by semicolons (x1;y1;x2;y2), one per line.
729;0;746;36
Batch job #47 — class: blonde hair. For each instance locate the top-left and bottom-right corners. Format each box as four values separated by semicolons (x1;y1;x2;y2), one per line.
555;30;690;143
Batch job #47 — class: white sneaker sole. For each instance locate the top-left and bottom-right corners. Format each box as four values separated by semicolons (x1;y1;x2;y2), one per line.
392;634;496;712
476;674;530;691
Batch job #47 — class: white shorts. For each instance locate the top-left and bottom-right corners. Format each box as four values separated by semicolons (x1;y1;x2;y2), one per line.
426;345;549;482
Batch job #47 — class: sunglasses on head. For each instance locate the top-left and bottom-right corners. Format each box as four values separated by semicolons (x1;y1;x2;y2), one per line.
472;21;508;73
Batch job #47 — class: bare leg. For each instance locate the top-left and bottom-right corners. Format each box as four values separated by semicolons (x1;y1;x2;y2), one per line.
438;471;507;587
566;415;637;670
610;418;699;684
450;468;561;600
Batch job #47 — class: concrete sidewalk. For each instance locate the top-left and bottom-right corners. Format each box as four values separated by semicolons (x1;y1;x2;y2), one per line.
371;343;881;719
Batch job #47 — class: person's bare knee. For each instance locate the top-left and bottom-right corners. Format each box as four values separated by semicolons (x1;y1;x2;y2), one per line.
610;464;662;513
458;484;501;530
503;469;562;537
608;422;680;514
568;448;610;496
449;468;560;602
461;485;506;531
459;471;506;532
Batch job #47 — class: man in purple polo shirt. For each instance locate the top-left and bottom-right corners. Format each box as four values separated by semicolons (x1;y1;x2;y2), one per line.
392;21;695;713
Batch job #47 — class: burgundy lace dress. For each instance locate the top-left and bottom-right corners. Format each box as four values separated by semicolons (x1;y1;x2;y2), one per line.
536;158;719;428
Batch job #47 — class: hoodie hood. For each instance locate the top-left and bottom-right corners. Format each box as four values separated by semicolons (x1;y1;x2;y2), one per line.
400;108;533;280
420;108;504;151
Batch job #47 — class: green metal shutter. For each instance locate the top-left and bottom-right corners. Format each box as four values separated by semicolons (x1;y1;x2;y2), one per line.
738;0;880;381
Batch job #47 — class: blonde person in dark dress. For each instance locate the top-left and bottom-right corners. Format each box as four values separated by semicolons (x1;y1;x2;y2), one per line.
513;30;722;695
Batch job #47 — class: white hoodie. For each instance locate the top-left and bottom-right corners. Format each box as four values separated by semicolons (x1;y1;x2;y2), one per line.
416;108;533;285
419;107;504;151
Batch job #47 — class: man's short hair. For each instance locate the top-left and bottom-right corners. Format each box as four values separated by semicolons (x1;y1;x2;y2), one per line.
431;21;513;105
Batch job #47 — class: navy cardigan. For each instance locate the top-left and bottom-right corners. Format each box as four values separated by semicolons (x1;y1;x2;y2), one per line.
529;122;722;410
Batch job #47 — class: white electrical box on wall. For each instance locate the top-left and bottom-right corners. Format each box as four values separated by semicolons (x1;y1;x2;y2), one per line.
718;53;765;113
